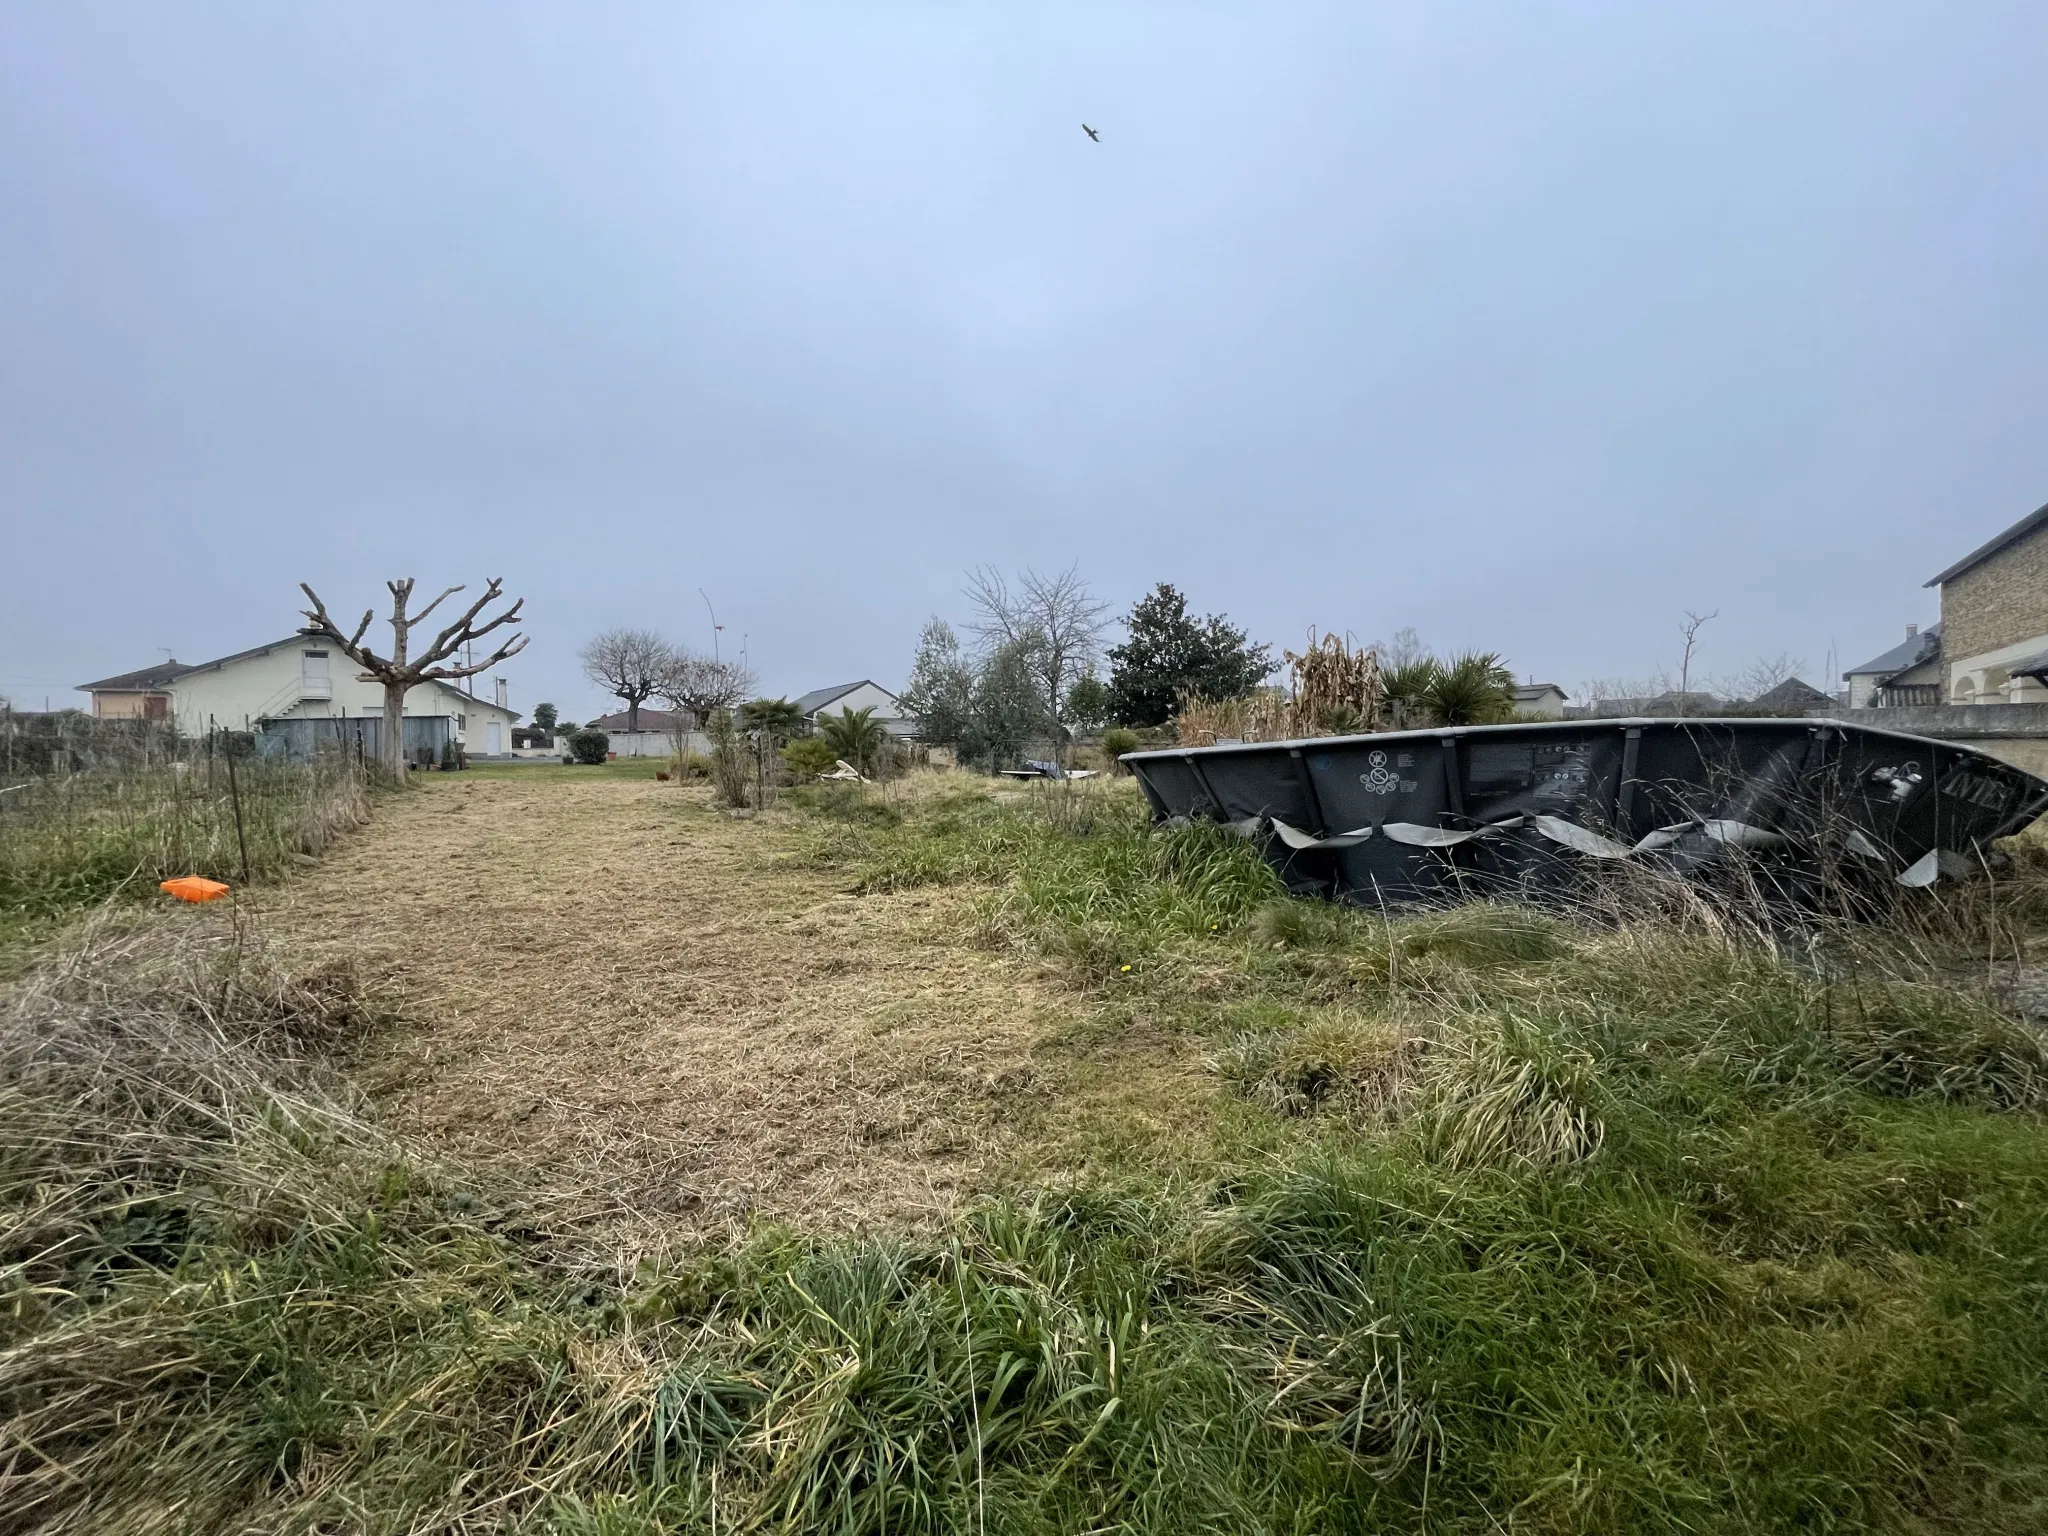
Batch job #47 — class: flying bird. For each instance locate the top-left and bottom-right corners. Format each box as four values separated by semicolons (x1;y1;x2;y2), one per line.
1082;123;1100;141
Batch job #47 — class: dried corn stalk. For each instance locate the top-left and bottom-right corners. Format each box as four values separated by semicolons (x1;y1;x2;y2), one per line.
1285;631;1382;736
1173;632;1382;745
1174;687;1292;746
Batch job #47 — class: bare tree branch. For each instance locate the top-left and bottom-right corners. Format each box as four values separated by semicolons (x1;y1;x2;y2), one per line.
962;564;1108;755
422;579;519;669
423;632;530;680
408;584;465;631
962;566;1023;649
300;583;387;670
658;648;757;728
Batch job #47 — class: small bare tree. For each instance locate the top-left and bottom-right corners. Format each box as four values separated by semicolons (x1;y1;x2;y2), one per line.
1719;651;1807;705
579;628;675;732
661;649;759;805
1375;626;1430;672
1573;673;1672;717
963;564;1108;760
1676;610;1718;715
300;577;528;776
659;648;757;733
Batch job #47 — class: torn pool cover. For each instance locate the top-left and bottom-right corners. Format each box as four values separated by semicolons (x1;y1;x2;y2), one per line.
1122;718;2048;904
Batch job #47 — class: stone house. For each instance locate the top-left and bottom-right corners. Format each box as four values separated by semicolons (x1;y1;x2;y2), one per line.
1924;500;2048;704
1841;500;2048;708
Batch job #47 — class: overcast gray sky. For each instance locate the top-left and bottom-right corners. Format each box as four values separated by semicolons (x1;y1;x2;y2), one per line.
5;3;2045;718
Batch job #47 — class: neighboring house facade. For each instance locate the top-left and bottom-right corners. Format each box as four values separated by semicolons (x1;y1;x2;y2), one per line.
1839;499;2048;710
77;635;521;757
1925;501;2048;704
1842;625;1942;709
794;680;914;737
581;709;709;758
1510;683;1568;720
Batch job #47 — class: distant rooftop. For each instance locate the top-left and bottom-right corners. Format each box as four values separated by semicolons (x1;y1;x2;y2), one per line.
794;680;900;715
1843;623;1940;681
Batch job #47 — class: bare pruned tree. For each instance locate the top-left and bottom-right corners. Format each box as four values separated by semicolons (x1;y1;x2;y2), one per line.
579;628;675;733
300;577;528;775
659;648;757;734
963;564;1108;758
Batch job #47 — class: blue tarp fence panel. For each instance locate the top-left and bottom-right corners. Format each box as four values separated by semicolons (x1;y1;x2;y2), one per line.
255;715;453;765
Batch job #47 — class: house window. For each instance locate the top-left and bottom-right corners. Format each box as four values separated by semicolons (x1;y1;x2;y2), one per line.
458;713;467;730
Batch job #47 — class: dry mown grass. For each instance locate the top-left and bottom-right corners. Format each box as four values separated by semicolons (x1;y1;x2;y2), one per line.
258;772;1118;1251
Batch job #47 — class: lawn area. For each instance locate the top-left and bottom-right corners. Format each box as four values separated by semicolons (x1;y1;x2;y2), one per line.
460;756;676;780
6;766;2048;1532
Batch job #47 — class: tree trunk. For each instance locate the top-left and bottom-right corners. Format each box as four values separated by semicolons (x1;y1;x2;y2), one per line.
627;699;640;731
382;680;407;777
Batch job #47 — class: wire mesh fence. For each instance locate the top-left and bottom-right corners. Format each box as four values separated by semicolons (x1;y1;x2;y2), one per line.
1;726;372;929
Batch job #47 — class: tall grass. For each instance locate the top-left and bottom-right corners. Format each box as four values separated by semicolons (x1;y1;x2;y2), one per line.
0;750;370;942
7;776;2048;1531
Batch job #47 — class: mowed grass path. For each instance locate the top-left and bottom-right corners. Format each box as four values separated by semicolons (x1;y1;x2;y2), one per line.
264;769;1176;1246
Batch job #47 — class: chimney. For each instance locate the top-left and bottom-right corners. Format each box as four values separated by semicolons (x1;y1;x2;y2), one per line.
1905;623;1918;638
494;676;509;710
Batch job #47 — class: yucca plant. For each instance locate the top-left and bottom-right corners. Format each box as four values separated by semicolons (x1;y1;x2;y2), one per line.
1422;651;1516;725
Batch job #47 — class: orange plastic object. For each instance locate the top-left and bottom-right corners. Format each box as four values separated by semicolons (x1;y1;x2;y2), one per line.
160;876;231;903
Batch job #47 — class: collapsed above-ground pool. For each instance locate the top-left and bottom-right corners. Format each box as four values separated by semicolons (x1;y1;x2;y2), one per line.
1123;717;2048;904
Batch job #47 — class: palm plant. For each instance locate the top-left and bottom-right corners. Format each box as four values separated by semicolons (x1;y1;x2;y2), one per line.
1379;658;1439;729
737;697;805;741
1423;651;1517;725
819;706;889;777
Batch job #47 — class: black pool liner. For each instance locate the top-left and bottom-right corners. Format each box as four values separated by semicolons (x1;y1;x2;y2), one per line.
1122;717;2048;905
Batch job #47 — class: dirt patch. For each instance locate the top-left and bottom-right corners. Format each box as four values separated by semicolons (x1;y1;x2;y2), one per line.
262;773;1059;1251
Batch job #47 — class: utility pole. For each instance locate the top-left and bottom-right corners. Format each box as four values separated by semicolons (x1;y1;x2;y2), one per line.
699;588;724;662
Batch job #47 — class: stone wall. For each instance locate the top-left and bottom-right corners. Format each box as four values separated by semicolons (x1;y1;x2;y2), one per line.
1940;525;2048;662
1809;704;2048;778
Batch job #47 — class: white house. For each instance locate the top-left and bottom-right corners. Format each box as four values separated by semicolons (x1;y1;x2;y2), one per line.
794;680;914;737
1510;683;1569;720
78;634;521;758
